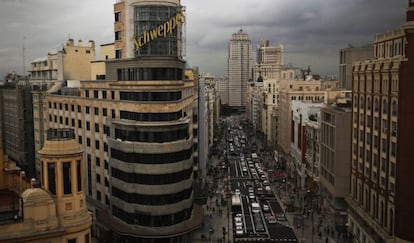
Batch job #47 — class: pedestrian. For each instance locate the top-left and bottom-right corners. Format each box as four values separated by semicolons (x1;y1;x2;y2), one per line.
325;236;328;243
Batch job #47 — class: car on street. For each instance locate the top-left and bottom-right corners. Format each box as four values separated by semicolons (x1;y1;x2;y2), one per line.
249;192;255;200
267;215;277;224
262;203;270;212
234;216;243;227
276;212;286;221
235;226;244;235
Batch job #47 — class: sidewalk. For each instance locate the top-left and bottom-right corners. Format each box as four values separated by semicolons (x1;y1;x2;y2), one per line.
274;180;347;243
190;155;233;243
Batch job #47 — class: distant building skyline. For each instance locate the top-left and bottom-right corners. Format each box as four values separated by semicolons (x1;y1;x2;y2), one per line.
227;29;253;110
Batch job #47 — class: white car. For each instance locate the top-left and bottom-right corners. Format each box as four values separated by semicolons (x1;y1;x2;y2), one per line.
235;226;244;235
249;192;255;199
262;204;270;212
234;216;243;227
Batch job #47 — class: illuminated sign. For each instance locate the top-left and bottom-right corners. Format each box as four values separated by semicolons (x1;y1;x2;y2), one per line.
133;10;185;51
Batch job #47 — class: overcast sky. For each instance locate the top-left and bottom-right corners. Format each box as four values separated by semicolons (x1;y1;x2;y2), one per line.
0;0;408;79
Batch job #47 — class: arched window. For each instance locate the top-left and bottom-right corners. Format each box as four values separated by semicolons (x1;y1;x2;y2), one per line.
374;98;379;112
383;100;388;114
367;97;371;110
354;96;358;108
389;208;394;235
392;100;398;116
360;97;364;109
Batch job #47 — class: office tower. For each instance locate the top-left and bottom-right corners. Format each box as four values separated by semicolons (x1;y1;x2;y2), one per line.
0;128;91;242
339;45;373;90
347;3;413;240
254;39;283;81
42;0;202;242
227;29;253;111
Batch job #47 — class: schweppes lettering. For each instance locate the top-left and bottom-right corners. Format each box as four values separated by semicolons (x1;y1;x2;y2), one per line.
134;10;185;51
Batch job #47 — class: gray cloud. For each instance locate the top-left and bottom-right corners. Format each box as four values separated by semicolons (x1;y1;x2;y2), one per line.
0;0;408;78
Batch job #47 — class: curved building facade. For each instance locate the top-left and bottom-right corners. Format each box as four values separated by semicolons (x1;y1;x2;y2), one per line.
96;0;202;242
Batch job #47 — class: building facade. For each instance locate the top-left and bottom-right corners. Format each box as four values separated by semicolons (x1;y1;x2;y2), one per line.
0;81;35;178
339;45;373;90
319;100;352;232
227;29;253;110
347;28;404;243
347;2;414;242
40;1;202;242
30;39;95;82
0;128;92;243
90;42;115;80
290;100;326;190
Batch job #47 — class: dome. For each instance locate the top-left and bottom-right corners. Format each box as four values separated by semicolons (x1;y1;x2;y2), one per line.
21;188;53;204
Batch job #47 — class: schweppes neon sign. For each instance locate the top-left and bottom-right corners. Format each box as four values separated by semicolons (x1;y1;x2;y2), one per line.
133;10;185;51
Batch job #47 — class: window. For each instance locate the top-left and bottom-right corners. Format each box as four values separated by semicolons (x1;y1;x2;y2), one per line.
95;140;100;150
78;135;82;144
85;90;89;98
77;160;82;192
96;174;101;183
68;239;76;243
102;91;107;99
96;157;100;167
390;162;396;177
48;163;56;195
94;107;99;115
383;100;388;114
87;138;91;147
95;123;99;132
94;90;98;98
103;108;107;116
86;121;90;131
115;12;121;22
115;31;121;41
392;100;398;116
63;162;72;195
115;49;122;59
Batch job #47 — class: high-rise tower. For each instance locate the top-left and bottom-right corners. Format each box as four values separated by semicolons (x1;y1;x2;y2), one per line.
227;29;253;111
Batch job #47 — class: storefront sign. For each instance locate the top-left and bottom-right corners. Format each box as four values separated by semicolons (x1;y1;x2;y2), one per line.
133;10;185;51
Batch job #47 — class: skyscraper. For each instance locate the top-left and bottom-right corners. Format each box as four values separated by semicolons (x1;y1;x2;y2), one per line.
227;29;253;111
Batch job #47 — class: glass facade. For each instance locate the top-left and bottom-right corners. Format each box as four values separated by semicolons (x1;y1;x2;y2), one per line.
134;6;180;56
